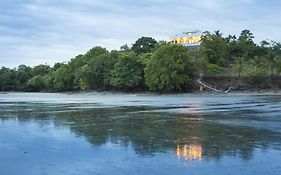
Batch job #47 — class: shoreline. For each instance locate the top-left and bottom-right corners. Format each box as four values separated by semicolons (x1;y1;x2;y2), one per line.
1;89;281;96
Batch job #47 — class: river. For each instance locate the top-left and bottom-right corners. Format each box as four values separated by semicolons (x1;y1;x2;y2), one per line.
0;92;280;175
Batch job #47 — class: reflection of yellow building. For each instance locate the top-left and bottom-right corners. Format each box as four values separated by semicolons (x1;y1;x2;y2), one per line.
180;103;202;114
175;144;202;160
171;30;203;48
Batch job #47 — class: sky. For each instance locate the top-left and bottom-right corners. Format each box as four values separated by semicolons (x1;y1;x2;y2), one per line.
0;0;280;68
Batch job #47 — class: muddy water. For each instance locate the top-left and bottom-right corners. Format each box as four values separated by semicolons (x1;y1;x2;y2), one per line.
0;92;280;175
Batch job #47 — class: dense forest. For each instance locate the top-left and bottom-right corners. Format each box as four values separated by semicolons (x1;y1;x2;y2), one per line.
1;30;281;92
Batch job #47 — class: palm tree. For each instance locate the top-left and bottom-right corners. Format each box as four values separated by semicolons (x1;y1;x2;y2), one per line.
267;51;277;77
234;56;245;77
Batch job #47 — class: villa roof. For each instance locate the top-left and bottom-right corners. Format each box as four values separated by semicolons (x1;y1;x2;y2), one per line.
172;30;204;38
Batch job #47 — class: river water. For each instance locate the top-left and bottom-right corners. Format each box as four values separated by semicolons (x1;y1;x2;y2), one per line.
0;92;280;175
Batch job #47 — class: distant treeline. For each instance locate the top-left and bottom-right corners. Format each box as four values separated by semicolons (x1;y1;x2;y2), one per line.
1;30;281;92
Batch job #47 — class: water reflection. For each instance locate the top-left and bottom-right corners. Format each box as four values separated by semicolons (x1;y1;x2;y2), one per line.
1;101;280;162
176;144;202;160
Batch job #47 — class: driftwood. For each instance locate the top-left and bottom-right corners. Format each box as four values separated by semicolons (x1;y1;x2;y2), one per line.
197;80;234;94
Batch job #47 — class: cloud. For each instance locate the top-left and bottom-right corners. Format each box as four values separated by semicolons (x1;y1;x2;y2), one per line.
0;0;280;68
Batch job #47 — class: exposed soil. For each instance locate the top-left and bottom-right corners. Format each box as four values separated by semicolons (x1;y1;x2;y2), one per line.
199;76;281;92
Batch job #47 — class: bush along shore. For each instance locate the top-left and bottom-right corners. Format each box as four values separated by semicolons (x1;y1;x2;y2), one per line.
1;30;281;93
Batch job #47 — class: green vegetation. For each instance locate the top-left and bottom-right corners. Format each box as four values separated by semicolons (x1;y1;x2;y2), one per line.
0;30;280;92
145;44;195;91
110;51;144;89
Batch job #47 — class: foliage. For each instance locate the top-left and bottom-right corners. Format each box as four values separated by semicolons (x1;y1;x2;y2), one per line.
201;31;228;66
204;63;225;75
137;53;152;66
234;57;246;77
266;51;278;76
132;37;157;55
110;51;144;89
0;67;16;91
83;46;108;63
120;44;130;51
52;64;74;91
145;44;195;91
75;50;118;90
32;64;51;76
0;32;280;92
27;75;45;91
15;65;33;91
237;30;256;59
245;66;267;77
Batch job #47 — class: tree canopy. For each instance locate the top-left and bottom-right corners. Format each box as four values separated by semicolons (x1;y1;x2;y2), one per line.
145;44;195;91
132;37;157;55
110;51;144;89
0;30;280;92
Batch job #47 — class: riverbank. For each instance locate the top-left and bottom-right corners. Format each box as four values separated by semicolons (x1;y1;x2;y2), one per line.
1;76;281;95
2;89;281;97
200;76;281;91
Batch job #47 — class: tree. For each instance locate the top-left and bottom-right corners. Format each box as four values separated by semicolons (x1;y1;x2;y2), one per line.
103;51;119;86
234;56;246;77
32;64;51;76
145;44;195;91
272;42;281;75
83;46;108;63
120;44;130;51
79;65;92;90
110;51;144;89
68;54;85;90
27;75;45;91
0;67;16;91
277;62;281;76
77;51;118;90
138;53;152;66
255;44;269;59
238;30;254;44
237;30;256;59
74;47;110;90
201;32;228;66
53;64;74;91
53;63;63;70
266;51;278;76
132;37;157;55
42;74;54;90
260;40;270;47
15;64;33;91
87;52;117;89
272;41;281;56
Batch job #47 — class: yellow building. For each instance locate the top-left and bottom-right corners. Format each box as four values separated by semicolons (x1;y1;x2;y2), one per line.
171;30;203;47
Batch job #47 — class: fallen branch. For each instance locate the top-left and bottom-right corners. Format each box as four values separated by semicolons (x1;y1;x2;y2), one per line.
197;80;234;93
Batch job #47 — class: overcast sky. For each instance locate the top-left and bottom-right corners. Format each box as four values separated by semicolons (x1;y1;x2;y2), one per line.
1;0;280;68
